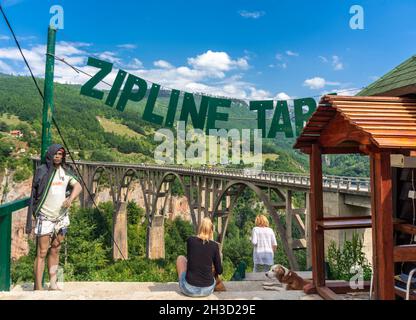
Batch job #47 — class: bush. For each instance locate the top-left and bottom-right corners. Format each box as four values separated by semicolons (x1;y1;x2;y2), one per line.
13;165;31;182
327;232;372;281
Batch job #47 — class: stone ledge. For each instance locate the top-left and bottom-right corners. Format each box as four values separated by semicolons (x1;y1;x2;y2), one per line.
0;281;322;300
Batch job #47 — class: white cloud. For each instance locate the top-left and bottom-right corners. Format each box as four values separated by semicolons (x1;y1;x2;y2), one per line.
275;53;283;61
0;35;10;40
117;44;137;49
0;40;284;102
0;60;14;74
238;10;265;19
322;88;360;96
125;58;143;69
154;60;173;69
286;50;299;57
97;51;122;65
187;50;249;78
318;55;328;63
16;35;37;41
332;55;343;71
274;92;291;100
279;63;287;69
303;77;340;90
369;75;380;81
1;0;23;7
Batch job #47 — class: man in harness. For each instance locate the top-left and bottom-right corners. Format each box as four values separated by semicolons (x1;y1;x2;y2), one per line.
26;144;82;290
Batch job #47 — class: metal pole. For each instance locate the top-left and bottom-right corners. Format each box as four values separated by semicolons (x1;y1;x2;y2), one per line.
36;26;56;289
40;27;57;164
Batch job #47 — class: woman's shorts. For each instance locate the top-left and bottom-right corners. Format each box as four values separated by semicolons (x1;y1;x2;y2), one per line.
34;214;70;237
179;272;215;297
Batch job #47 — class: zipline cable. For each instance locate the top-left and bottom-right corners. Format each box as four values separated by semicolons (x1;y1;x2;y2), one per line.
0;5;129;263
46;52;366;120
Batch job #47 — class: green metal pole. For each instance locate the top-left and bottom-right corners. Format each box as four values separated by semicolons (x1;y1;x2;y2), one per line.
40;27;57;164
0;212;12;291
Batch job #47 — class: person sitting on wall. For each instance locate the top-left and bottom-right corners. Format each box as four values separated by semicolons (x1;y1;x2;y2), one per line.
176;217;223;297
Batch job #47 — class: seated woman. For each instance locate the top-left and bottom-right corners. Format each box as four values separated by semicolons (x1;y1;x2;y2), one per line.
176;217;223;297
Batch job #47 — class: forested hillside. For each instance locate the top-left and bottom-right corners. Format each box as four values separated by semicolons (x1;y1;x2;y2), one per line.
1;73;369;283
0;73;369;180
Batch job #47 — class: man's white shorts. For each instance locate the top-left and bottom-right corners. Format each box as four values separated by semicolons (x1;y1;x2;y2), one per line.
34;214;70;237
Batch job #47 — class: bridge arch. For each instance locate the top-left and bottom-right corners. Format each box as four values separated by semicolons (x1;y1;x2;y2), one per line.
211;180;299;270
91;166;115;205
149;171;197;228
118;168;151;215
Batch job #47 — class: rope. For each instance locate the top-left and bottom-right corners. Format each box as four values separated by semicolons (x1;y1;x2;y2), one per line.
0;5;129;263
46;52;366;121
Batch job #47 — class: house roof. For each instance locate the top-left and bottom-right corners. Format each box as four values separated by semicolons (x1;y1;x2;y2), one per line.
357;55;416;97
294;95;416;151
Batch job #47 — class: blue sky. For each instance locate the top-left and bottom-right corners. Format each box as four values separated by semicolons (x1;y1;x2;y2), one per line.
0;0;415;100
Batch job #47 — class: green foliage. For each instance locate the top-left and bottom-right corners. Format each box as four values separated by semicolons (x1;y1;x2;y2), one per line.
13;165;31;182
165;218;194;262
327;232;372;281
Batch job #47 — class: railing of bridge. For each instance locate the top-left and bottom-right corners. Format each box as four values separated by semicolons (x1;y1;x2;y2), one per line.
0;197;30;291
62;159;370;193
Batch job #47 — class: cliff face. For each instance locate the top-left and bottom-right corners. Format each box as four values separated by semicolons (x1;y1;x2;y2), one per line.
1;174;32;261
3;176;191;261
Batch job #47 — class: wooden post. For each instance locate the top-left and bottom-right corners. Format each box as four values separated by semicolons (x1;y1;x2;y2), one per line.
286;189;293;252
370;152;394;300
310;144;325;287
305;192;312;269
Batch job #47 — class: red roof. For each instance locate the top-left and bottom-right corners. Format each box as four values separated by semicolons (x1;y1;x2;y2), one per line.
294;95;416;150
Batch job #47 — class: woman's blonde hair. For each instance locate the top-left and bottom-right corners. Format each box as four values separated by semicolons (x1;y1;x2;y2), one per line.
197;217;214;242
255;214;269;227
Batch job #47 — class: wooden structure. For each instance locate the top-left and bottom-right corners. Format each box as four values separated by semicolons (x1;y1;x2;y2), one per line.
294;95;416;300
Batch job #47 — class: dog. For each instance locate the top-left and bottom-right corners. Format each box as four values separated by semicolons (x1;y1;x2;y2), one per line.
212;265;226;292
265;264;310;291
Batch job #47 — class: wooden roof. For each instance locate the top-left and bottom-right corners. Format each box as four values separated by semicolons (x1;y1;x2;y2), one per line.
294;95;416;152
358;55;416;97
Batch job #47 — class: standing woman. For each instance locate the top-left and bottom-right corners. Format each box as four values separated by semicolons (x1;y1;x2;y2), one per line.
176;217;223;297
251;214;277;272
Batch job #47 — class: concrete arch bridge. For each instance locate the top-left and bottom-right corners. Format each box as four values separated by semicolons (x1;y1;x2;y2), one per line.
32;159;371;270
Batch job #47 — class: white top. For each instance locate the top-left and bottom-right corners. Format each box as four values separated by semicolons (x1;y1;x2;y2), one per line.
39;166;78;220
251;226;277;265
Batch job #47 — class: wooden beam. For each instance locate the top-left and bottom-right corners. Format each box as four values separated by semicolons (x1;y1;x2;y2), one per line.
315;216;372;230
394;223;416;236
310;144;325;287
370;151;395;300
316;286;342;300
327;281;371;294
394;245;416;262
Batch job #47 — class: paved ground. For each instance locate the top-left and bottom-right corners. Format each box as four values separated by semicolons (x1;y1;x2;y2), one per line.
0;272;323;300
0;272;370;300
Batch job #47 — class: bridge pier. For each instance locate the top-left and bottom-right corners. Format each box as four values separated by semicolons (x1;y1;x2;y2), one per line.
147;215;165;259
113;201;128;260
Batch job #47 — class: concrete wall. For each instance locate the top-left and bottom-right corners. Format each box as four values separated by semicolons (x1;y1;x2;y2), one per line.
322;192;372;263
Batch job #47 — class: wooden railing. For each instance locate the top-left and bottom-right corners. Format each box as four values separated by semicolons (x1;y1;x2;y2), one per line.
0;197;30;291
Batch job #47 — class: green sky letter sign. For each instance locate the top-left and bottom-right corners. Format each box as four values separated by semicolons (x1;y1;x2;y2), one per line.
79;57;318;139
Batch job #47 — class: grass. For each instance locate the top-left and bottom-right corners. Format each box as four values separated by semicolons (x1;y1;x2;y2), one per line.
0;113;28;127
262;153;279;161
96;116;145;139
